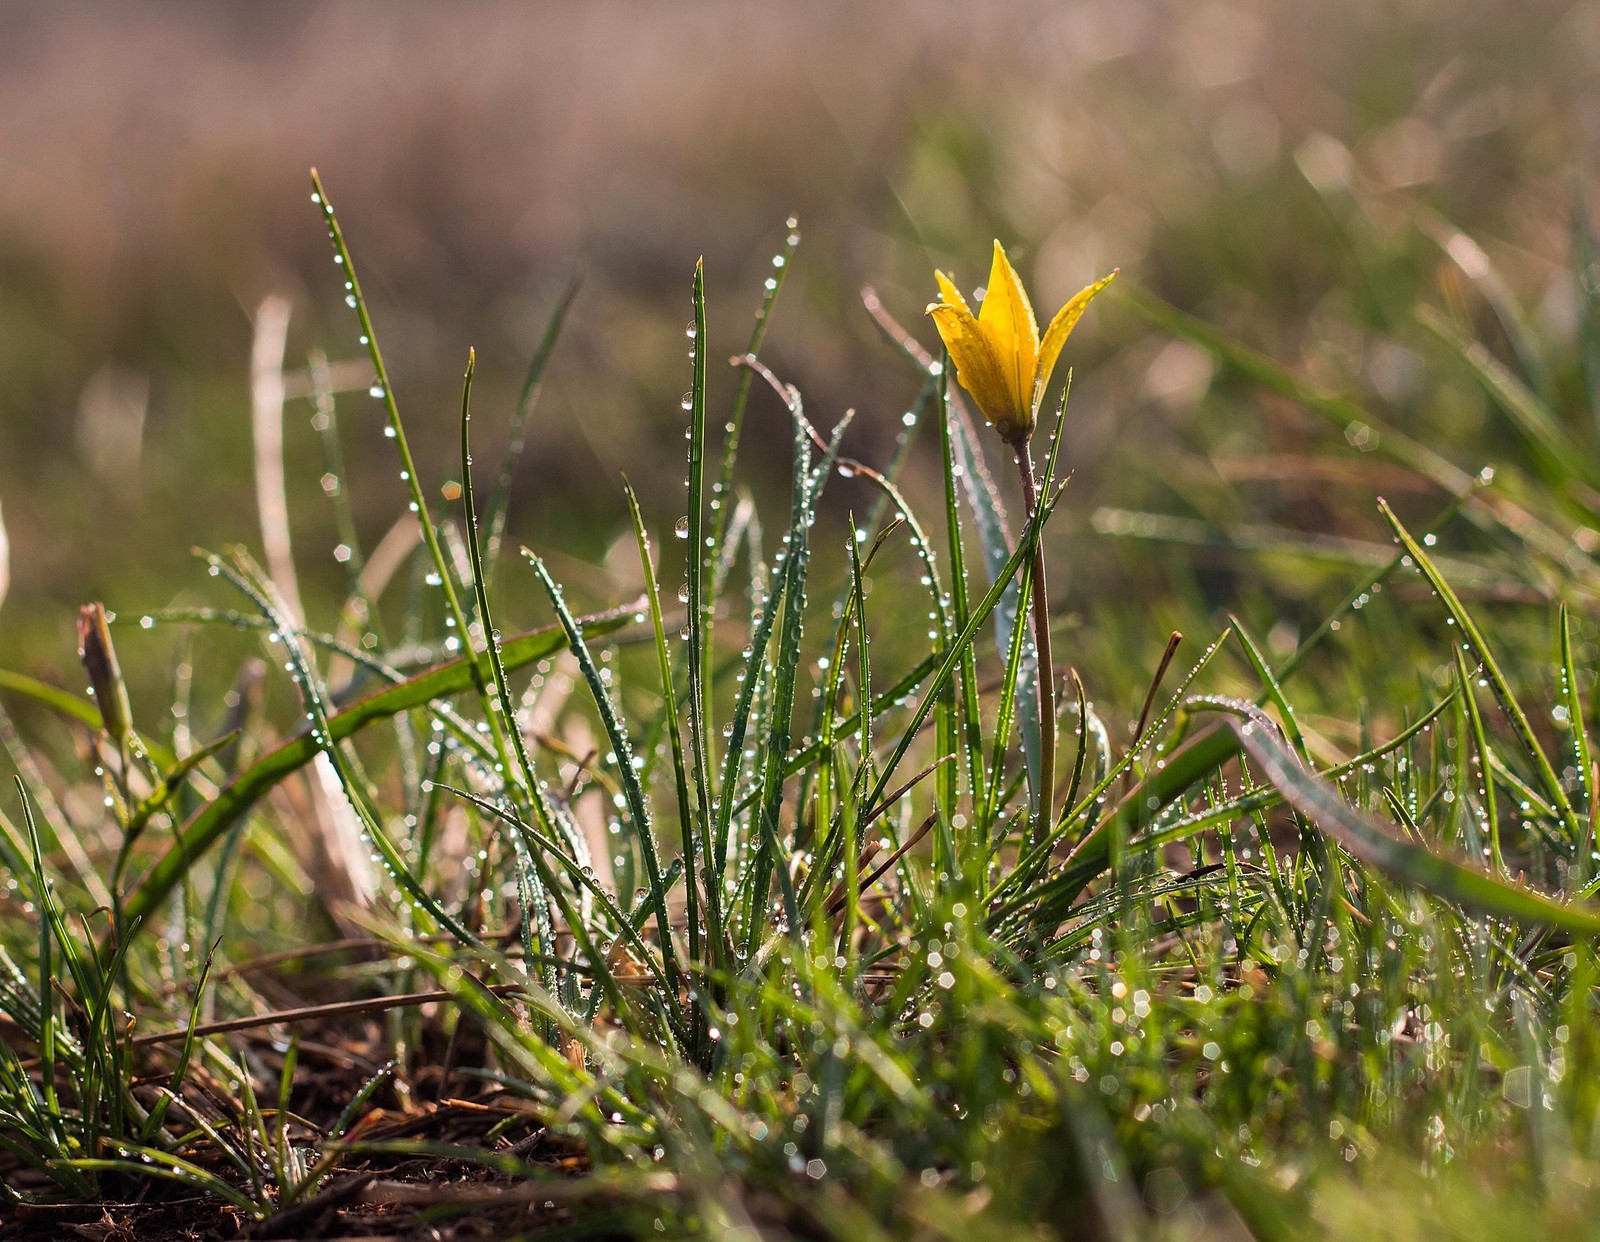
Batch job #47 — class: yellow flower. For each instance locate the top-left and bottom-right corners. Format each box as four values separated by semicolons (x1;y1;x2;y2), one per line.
927;241;1116;445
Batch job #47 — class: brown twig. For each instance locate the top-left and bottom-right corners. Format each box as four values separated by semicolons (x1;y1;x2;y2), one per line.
130;984;526;1049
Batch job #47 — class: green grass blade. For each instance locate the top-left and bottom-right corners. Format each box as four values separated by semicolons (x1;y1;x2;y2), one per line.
681;259;720;957
1453;643;1502;873
1381;499;1582;846
625;481;705;975
1213;706;1600;935
121;606;634;925
1416;305;1595;491
486;272;582;568
1559;602;1595;885
932;362;985;822
0;669;102;730
743;407;853;953
310;172;482;680
709;220;799;558
523;550;689;1025
1230;615;1308;761
861;472;1066;818
460;350;567;991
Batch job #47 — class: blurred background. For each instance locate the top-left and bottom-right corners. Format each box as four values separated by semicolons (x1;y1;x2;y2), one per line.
0;0;1596;706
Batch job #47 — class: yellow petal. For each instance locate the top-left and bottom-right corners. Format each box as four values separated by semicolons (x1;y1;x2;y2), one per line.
928;301;1026;441
977;241;1039;422
934;270;971;316
1035;270;1118;410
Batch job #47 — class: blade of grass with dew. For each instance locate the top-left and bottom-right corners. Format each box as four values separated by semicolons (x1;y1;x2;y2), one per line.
121;606;632;926
184;551;480;948
981;561;1032;839
524;549;689;1037
1559;602;1596;887
859;463;1067;824
818;452;953;866
742;406;854;954
1381;499;1582;845
624;480;705;982
1230;615;1309;762
1204;705;1600;935
710;408;806;891
841;519;873;962
709;220;800;560
681;259;723;967
932;361;985;826
793;519;912;920
310;174;543;907
461;348;580;995
1453;643;1503;873
994;630;1235;911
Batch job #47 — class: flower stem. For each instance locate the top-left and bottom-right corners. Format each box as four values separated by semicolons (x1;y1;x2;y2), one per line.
1015;442;1054;839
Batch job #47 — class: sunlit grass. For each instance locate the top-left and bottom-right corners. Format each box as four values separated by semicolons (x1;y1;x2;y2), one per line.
3;172;1600;1239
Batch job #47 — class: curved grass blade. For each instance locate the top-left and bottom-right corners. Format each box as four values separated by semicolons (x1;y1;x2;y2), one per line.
435;781;682;1043
709;219;800;558
932;362;984;821
309;172;484;686
1212;706;1600;936
122;603;635;927
196;553;477;947
0;669;102;731
1229;615;1308;762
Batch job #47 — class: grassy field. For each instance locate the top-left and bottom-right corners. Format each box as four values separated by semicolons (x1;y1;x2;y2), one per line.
2;140;1600;1239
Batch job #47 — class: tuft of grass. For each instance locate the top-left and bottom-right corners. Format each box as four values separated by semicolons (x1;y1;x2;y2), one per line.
5;172;1600;1239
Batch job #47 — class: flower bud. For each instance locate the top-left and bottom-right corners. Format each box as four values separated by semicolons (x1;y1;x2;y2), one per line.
78;603;133;745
